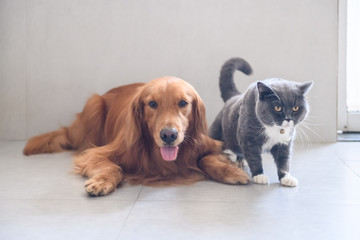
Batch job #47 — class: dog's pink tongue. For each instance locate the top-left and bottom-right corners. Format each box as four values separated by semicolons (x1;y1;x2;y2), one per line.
160;146;179;161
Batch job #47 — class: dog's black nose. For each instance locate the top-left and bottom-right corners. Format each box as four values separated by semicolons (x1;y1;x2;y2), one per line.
160;128;178;144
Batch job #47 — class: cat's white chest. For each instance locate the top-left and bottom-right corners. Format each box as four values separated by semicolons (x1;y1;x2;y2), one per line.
263;121;294;151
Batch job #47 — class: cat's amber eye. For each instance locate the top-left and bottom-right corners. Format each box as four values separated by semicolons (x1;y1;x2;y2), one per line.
293;106;299;112
274;106;282;112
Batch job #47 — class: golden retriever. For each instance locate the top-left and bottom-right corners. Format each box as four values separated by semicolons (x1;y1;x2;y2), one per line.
23;77;249;196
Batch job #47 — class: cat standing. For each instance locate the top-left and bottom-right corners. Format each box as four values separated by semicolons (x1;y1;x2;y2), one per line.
209;58;312;187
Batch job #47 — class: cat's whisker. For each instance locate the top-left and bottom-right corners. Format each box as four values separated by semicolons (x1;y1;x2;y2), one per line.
294;126;304;144
300;124;316;147
295;125;312;148
300;118;320;126
294;128;304;145
298;122;322;141
297;115;321;142
301;121;320;126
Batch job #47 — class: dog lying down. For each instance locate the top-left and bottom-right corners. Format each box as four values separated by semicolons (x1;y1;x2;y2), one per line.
23;76;250;196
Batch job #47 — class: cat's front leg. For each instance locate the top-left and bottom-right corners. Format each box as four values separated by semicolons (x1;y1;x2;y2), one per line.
270;143;298;187
244;147;269;185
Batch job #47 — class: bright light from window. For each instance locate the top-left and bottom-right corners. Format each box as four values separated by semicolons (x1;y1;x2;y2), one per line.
347;0;360;112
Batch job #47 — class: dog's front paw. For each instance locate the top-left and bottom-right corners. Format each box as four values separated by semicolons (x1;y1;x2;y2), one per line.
224;167;251;185
280;174;298;187
85;177;116;197
253;174;269;185
222;166;250;184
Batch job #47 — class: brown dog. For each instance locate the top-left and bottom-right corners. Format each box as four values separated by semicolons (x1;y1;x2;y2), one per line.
23;77;249;196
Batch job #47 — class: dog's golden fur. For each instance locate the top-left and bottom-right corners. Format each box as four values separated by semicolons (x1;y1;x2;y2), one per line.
23;77;249;196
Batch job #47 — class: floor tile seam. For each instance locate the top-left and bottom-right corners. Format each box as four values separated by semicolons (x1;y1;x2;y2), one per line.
2;197;359;205
339;158;360;178
132;199;249;203
0;198;141;202
124;199;360;206
119;185;144;231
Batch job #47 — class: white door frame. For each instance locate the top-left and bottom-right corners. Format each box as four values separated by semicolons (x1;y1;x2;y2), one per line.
338;0;347;131
338;0;360;132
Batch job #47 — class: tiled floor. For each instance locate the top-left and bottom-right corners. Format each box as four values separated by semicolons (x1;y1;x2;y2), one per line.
0;141;359;240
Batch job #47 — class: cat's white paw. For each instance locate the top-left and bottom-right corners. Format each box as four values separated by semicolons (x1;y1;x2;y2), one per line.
253;174;269;184
280;174;298;187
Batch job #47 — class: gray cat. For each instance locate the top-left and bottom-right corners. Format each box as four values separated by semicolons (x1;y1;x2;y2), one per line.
209;58;312;187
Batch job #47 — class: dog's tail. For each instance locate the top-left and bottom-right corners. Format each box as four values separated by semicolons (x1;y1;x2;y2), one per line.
23;94;106;156
23;128;72;156
219;57;252;102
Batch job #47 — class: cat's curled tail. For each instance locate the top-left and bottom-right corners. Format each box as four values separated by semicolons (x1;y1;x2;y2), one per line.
219;58;253;102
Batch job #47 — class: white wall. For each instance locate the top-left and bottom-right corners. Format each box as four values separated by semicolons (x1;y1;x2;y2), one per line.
0;0;338;142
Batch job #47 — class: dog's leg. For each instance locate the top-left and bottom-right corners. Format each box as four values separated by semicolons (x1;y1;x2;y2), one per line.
74;147;123;196
198;154;250;184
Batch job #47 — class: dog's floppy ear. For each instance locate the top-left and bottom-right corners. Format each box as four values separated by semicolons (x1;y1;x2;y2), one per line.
124;93;144;148
191;93;208;137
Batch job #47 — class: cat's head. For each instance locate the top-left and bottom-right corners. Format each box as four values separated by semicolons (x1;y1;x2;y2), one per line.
255;79;313;128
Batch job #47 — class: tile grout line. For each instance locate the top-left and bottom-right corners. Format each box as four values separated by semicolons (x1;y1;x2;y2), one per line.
1;197;360;206
119;185;144;230
338;156;360;178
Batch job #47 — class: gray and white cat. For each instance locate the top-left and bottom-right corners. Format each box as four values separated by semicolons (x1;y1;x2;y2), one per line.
209;58;312;187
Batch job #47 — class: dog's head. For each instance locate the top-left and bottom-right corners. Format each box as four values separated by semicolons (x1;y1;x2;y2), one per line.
130;77;207;161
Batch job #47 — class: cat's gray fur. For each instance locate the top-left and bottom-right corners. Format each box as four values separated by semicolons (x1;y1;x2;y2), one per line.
209;58;312;187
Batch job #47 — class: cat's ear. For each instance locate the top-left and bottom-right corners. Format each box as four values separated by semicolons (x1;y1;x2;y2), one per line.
298;81;313;95
257;82;278;101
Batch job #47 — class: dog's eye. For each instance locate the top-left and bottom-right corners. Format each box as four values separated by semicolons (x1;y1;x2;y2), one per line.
178;100;188;108
148;101;158;109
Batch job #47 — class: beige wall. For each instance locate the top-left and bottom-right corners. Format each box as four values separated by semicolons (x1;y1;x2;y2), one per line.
0;0;338;142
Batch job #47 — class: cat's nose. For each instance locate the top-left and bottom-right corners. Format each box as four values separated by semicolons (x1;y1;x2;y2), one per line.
282;119;293;127
285;114;293;122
